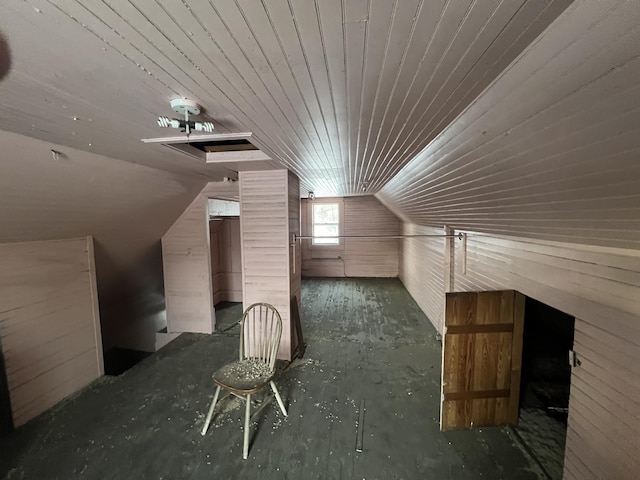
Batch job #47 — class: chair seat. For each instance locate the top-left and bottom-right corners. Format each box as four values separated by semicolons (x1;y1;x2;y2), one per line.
213;358;275;394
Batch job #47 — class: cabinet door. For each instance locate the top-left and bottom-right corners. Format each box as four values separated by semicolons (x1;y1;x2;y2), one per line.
440;290;525;431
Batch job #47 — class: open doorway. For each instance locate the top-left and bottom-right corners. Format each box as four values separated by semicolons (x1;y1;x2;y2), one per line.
0;339;12;437
208;198;243;330
517;297;574;479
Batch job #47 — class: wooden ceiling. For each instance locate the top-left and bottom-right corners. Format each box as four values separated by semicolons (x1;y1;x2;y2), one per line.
0;0;571;194
379;0;640;249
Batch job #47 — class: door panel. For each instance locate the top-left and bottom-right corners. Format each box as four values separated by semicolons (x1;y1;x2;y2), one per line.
441;290;525;431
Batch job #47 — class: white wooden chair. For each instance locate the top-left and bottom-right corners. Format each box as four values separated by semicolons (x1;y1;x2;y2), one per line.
200;302;288;459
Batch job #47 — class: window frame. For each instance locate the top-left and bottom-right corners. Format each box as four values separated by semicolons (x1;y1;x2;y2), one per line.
306;198;344;254
311;202;341;246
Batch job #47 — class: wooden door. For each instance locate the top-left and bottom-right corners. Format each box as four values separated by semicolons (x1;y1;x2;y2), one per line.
440;290;525;431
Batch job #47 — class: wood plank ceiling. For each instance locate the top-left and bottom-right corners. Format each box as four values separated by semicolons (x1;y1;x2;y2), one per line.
378;0;640;250
0;0;571;194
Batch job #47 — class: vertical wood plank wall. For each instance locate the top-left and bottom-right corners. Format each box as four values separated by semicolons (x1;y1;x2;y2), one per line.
240;170;298;360
204;180;241;305
288;173;301;349
210;221;221;304
162;180;240;334
399;224;447;333
200;181;240;201
301;196;400;277
162;194;214;334
399;224;640;479
209;218;242;304
0;237;103;426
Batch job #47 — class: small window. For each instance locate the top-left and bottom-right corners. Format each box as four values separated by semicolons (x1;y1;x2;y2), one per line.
312;203;340;245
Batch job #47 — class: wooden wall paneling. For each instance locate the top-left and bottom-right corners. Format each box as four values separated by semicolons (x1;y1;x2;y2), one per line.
454;234;640;480
379;2;640;251
0;131;207;353
398;224;447;332
219;218;243;303
401;225;640;478
200;181;240;202
209;220;223;305
162;194;214;334
240;170;292;360
288;172;302;353
86;236;104;375
203;180;242;305
454;235;640;322
0;237;103;426
301;196;400;277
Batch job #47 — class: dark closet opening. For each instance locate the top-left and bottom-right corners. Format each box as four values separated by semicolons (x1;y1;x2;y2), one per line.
517;297;575;480
104;348;152;376
0;339;13;436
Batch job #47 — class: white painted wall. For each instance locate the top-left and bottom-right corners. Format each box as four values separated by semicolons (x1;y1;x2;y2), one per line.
399;225;640;480
210;218;242;304
162;195;214;334
301;196;400;277
240;170;300;360
0;130;206;352
0;237;103;426
161;180;243;335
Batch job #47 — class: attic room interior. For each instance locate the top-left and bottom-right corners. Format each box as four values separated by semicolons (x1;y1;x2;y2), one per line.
0;1;638;479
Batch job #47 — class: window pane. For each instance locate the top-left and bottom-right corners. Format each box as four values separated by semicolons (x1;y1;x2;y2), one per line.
314;237;339;245
313;204;339;224
312;202;340;245
314;224;339;238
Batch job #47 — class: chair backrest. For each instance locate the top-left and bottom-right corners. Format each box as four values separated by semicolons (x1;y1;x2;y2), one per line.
239;303;283;370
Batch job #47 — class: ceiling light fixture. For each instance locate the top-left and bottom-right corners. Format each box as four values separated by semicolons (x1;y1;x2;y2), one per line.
157;98;214;137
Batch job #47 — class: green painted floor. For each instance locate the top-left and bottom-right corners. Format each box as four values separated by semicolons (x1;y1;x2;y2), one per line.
0;278;544;479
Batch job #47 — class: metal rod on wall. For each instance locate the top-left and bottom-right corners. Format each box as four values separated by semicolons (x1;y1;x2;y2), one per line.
293;233;464;241
290;234;296;274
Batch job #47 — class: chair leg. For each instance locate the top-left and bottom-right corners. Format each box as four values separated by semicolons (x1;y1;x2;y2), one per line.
243;394;251;460
270;381;288;417
201;385;221;436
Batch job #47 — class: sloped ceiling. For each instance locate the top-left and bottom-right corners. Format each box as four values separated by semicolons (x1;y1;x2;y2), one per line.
0;129;203;298
378;0;640;250
2;0;638;253
0;0;571;195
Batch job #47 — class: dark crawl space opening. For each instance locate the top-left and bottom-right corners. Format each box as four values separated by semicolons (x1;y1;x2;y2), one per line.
516;297;575;480
103;348;152;376
102;302;244;376
0;336;13;437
